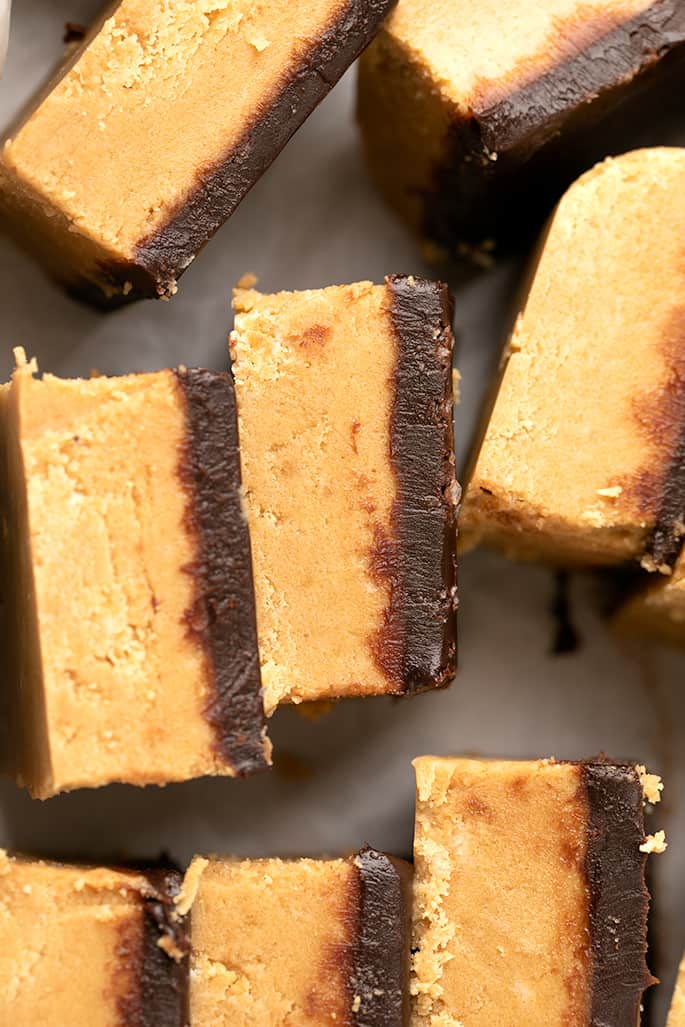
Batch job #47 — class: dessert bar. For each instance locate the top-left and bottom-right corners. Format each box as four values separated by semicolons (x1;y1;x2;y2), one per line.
358;0;685;256
461;148;685;568
0;352;268;797
230;274;459;712
412;756;661;1026
183;847;411;1026
0;0;397;305
0;851;188;1026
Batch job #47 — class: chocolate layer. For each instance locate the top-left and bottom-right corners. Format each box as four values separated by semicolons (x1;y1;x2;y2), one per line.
117;870;189;1027
643;429;685;571
74;0;397;307
424;1;685;252
350;848;412;1027
175;368;268;776
581;761;654;1026
139;871;190;1027
375;274;459;692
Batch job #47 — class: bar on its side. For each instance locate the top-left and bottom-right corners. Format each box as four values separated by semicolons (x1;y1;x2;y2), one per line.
229;275;459;713
183;848;411;1026
358;0;685;256
0;851;189;1026
0;0;397;306
460;148;685;569
412;756;662;1027
0;351;268;797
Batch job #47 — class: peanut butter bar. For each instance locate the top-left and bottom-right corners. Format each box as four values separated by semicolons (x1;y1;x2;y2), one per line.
229;275;459;712
461;148;685;568
0;352;268;797
412;756;661;1027
0;0;396;306
0;851;188;1027
183;848;411;1026
358;0;685;255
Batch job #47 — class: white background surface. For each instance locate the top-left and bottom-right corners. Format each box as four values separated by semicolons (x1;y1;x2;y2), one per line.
1;3;683;1023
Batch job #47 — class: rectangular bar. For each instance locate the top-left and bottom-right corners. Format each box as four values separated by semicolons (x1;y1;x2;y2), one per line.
0;851;188;1026
358;0;685;257
0;351;268;796
229;275;459;712
461;148;685;569
182;848;411;1026
412;756;661;1026
0;0;396;306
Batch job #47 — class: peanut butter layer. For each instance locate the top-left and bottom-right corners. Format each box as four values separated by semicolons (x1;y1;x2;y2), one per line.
461;148;685;568
668;955;685;1026
0;851;188;1027
412;756;656;1027
229;275;458;713
185;849;411;1026
0;0;396;306
0;353;268;797
358;0;685;254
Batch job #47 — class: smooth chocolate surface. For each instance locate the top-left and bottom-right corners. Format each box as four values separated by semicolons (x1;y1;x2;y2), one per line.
582;761;654;1026
351;847;412;1027
378;274;459;692
175;368;268;776
82;0;398;306
425;1;685;251
136;871;190;1027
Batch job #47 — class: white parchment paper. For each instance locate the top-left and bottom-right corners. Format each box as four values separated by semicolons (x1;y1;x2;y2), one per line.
1;4;683;1022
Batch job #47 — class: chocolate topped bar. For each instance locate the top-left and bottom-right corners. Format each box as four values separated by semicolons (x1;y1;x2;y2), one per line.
183;848;411;1026
411;756;662;1027
461;147;685;568
358;0;685;256
0;851;189;1026
0;351;269;797
229;275;459;712
0;0;397;306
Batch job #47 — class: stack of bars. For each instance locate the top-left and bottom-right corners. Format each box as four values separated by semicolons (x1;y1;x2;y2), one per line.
0;275;459;797
0;755;666;1025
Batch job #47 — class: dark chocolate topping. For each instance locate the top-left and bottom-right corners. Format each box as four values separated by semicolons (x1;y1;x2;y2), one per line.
115;870;189;1027
643;423;685;571
581;762;654;1027
423;1;685;252
138;871;190;1027
175;368;269;776
80;0;397;305
349;847;412;1027
375;274;459;693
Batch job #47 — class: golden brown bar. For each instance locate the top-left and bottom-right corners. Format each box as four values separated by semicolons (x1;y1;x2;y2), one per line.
412;756;662;1027
358;0;685;257
461;148;685;569
184;849;411;1026
0;0;397;306
0;352;268;797
229;275;459;713
0;851;188;1027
